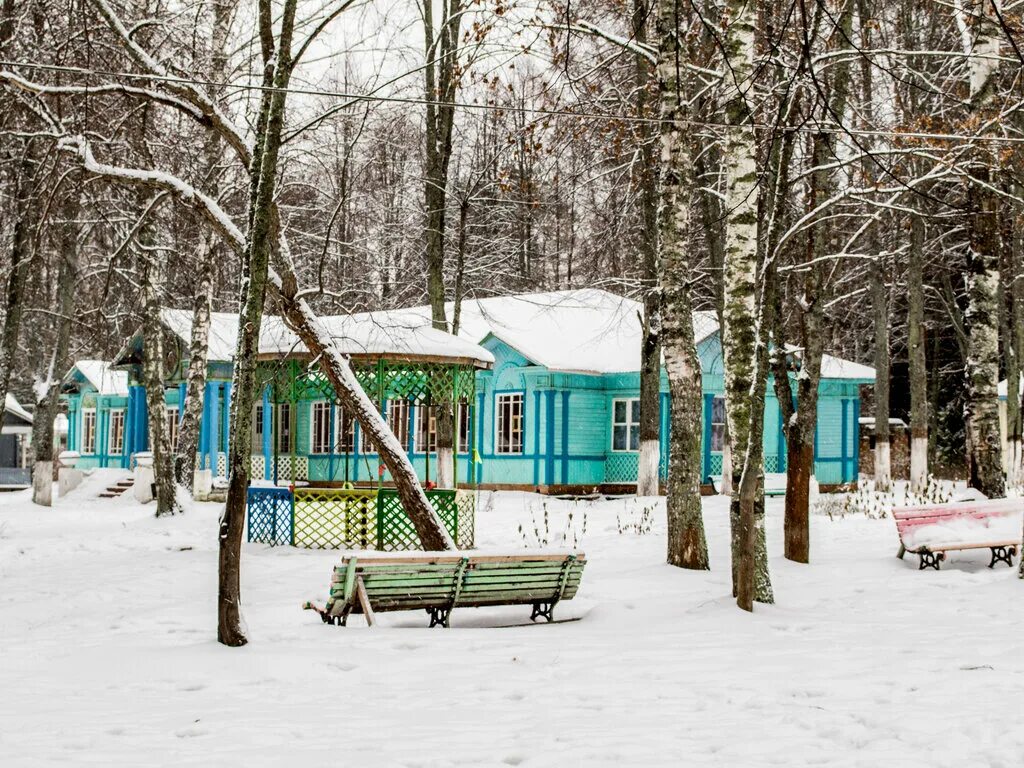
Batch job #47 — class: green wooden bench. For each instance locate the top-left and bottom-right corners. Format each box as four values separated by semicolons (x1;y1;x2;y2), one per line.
304;552;586;628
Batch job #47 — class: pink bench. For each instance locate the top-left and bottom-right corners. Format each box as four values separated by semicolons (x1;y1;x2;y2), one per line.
893;499;1022;570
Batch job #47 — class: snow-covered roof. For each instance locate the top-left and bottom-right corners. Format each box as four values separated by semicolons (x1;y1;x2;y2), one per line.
65;360;129;396
157;308;494;367
820;354;876;382
402;289;718;375
4;393;32;423
402;289;874;381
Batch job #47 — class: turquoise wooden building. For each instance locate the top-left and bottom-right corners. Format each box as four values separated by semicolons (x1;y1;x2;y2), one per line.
61;290;873;491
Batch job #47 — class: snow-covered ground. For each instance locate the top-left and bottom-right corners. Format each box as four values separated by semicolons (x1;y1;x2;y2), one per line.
2;472;1023;767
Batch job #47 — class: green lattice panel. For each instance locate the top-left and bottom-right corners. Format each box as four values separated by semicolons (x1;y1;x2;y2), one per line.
293;488;377;549
455;490;476;548
605;453;639;483
377;489;460;551
709;454;723;475
764;455;780;472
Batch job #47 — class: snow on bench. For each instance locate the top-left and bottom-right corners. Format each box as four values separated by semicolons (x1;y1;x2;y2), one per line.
893;498;1022;570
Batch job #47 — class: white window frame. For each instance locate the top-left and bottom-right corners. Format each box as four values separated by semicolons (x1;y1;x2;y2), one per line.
165;406;180;452
457;403;470;455
414;404;437;454
252;403;265;452
710;396;726;453
310;401;332;455
275;403;292;454
368;399;411;454
81;408;97;455
611;398;641;453
494;392;524;455
108;409;125;455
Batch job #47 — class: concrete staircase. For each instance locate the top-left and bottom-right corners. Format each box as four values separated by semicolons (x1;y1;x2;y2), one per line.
99;478;134;499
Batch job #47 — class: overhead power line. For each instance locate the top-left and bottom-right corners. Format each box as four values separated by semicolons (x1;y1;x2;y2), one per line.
4;59;1024;145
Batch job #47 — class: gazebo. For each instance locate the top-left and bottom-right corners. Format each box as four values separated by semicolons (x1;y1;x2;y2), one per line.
113;308;494;550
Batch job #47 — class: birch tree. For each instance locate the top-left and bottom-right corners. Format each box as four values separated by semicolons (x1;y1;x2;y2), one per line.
721;0;772;605
658;0;708;569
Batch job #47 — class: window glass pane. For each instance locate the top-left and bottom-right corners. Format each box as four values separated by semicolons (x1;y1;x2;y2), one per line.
613;425;627;451
711;424;725;453
631;400;641;423
712;396;726;425
614;400;626;423
629;426;640;451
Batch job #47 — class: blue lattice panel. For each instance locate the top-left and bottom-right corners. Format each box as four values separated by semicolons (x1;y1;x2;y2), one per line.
605;453;639;483
246;487;293;545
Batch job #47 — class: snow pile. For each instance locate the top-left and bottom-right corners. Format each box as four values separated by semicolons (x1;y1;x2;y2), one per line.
902;511;1022;551
2;487;1024;765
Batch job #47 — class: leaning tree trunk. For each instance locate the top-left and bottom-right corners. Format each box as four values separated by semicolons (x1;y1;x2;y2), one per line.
657;0;708;568
635;0;662;499
907;212;929;492
31;187;79;506
721;0;771;603
219;0;298;647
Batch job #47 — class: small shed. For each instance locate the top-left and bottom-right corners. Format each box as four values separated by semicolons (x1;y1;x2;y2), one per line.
0;393;33;488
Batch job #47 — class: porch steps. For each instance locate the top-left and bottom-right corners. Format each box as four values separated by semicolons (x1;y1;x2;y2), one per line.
99;479;134;499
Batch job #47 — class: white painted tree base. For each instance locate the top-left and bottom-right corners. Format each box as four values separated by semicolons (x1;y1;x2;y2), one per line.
32;462;52;506
636;439;660;496
910;437;929;492
436;447;454;490
874;442;892;491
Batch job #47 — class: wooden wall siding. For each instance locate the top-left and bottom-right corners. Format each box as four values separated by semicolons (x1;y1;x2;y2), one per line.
63;329;866;489
66;385;179;470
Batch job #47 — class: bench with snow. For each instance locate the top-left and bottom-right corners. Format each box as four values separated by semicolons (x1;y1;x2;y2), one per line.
303;551;586;628
893;498;1022;570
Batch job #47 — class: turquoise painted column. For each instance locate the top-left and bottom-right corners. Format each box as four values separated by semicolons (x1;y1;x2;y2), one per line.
545;390;556;485
659;392;670;481
221;381;232;455
476;392;485;485
207;382;220;473
840;398;849;483
560;391;570;484
262;386;272;480
777;401;787;473
702;393;714;482
97;398;106;468
328;402;336;481
852;397;861;483
532;391;541;486
178;382;187;422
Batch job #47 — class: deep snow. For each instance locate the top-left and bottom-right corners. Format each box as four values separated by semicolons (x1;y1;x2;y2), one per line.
1;473;1023;767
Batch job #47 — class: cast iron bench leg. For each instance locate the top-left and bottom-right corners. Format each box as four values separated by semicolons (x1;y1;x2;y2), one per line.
918;551;943;570
988;546;1016;569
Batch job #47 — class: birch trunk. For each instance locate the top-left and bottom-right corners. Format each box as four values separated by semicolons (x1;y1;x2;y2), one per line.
1009;209;1024;484
721;0;771;602
422;0;462;489
963;0;1005;498
871;252;891;490
657;0;707;569
139;212;177;517
907;213;929;492
31;185;79;506
635;0;662;499
176;0;233;491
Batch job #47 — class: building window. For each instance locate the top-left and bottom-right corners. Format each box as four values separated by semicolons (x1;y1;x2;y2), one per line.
415;404;436;453
310;401;332;454
711;396;726;452
81;409;97;454
108;410;125;455
276;403;292;453
335;407;355;454
370;399;409;454
166;406;180;451
495;393;524;454
457;403;470;454
253;403;265;452
612;398;641;452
